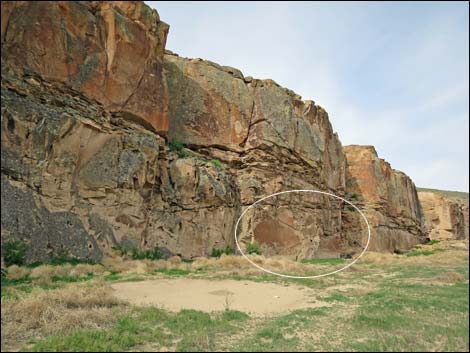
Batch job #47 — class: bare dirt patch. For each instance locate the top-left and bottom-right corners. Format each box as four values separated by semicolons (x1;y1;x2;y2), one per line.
111;278;328;316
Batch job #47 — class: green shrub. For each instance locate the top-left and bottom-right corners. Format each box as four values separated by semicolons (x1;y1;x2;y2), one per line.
210;159;224;170
169;140;189;158
211;246;234;258
112;244;133;257
131;247;164;260
2;239;29;266
427;239;440;245
49;250;96;266
394;249;404;255
246;242;261;255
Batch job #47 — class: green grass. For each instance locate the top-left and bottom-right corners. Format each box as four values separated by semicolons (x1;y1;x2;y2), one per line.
4;249;468;352
323;293;350;302
233;308;329;351
427;239;440;245
345;282;469;351
154;268;191;276
51;273;95;283
30;307;249;352
406;248;444;257
211;246;234;258
209;159;224;170
301;258;346;265
131;247;164;261
104;272;122;281
246;242;261;255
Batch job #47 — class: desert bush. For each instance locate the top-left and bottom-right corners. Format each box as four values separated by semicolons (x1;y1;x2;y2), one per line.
435;271;465;283
73;264;105;277
427;239;440;246
131;246;164;260
211;246;234;258
2;239;29;266
210;159;224;170
246;242;261;255
49;250;96;266
169;140;189;158
5;265;30;281
168;255;182;265
362;252;396;265
53;264;74;278
30;265;56;286
217;255;245;269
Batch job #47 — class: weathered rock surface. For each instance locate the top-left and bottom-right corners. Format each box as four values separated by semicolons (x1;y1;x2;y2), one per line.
165;54;349;258
1;1;169;133
1;67;238;261
343;145;427;252
418;192;468;240
1;1;442;263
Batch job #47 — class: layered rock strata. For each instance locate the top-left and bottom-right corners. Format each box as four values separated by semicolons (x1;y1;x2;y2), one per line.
418;192;468;240
343;145;427;252
1;1;430;263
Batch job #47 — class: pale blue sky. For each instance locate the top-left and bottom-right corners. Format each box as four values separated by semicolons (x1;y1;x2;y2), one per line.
147;1;469;192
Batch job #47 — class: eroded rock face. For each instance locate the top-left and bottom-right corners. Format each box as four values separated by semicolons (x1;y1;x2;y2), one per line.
1;1;432;262
1;68;238;261
164;54;349;259
343;145;427;252
1;1;169;133
418;192;468;240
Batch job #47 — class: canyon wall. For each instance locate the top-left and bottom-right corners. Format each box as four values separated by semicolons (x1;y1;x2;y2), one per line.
1;1;434;263
1;1;170;133
418;192;468;241
343;145;427;251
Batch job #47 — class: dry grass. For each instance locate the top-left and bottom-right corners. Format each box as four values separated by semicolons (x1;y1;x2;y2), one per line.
1;284;125;350
30;265;56;286
188;254;332;277
361;251;398;265
168;255;182;265
434;271;466;284
6;265;30;280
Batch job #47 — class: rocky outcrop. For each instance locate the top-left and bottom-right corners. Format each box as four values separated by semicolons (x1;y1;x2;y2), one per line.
343;145;427;252
418;192;468;240
1;66;240;261
164;54;348;258
1;1;169;133
1;1;434;263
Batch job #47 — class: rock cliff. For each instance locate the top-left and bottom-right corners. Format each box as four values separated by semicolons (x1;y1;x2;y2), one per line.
0;1;439;263
343;145;427;251
1;1;170;133
418;191;468;241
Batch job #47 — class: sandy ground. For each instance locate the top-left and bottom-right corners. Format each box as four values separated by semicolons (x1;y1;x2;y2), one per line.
111;279;328;316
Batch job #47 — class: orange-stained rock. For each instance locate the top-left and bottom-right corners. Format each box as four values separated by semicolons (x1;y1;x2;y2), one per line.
418;192;468;240
1;1;169;133
343;145;427;252
1;1;436;263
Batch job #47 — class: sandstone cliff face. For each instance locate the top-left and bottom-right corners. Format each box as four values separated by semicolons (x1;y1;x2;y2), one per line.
164;53;348;258
343;145;427;252
1;66;240;261
1;1;169;133
418;192;469;240
1;1;431;263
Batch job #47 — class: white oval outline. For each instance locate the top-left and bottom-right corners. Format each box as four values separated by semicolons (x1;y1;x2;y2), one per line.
234;189;371;279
